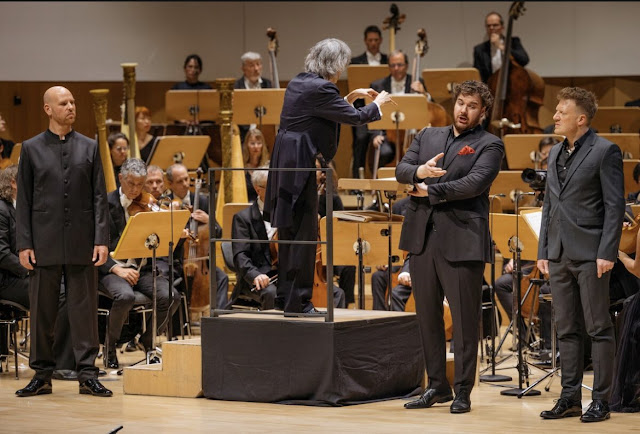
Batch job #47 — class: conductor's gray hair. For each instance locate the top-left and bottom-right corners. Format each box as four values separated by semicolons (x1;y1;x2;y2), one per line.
304;38;351;81
241;51;262;64
120;158;147;179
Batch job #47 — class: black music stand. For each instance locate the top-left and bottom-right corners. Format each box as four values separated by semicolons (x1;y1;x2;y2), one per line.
111;210;190;364
233;89;285;131
146;135;210;170
165;90;220;134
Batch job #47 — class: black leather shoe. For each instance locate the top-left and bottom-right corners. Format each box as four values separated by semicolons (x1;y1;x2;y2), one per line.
404;388;453;409
580;400;610;422
16;378;52;397
284;308;326;317
106;349;119;369
540;397;582;419
124;340;140;352
52;369;78;381
79;378;113;397
450;389;471;413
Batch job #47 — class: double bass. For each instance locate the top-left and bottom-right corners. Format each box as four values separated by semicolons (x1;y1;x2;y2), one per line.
266;27;280;89
487;1;544;137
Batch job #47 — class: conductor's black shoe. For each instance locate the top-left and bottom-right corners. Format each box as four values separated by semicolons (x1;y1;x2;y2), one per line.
79;378;113;397
404;388;453;409
580;400;610;422
16;378;52;397
106;349;119;369
52;369;78;381
540;397;582;419
284;308;326;317
450;389;471;413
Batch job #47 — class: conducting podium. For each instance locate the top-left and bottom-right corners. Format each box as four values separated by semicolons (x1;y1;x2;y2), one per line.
146;135;210;170
111;209;190;362
233;89;285;131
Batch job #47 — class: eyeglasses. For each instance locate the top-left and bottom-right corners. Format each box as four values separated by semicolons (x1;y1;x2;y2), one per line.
114;146;129;152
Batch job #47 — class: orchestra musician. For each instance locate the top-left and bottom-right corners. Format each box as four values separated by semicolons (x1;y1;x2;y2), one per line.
538;87;625;423
397;80;503;413
108;132;129;191
371;255;412;311
165;163;229;309
16;86;112;397
242;128;271;203
263;38;394;315
144;165;165;200
98;158;180;369
234;52;273;90
135;106;157;164
0;113;15;161
171;54;212;90
473;11;529;83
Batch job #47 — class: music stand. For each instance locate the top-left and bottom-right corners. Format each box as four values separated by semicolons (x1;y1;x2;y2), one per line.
165;90;220;126
233;89;285;131
601;133;640;158
111;210;190;363
503;134;564;170
346;65;389;92
591;106;640;133
489;171;533;212
337;177;407;310
420;68;481;104
146;135;211;170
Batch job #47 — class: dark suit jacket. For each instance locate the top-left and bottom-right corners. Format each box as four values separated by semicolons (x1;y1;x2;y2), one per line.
538;132;625;262
0;200;28;285
370;74;424;95
264;72;380;228
170;191;222;263
351;52;389;65
233;77;273;89
16;130;109;266
473;37;529;83
396;126;504;262
231;202;274;298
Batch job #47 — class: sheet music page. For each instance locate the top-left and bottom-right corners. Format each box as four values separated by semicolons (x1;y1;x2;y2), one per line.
522;210;542;240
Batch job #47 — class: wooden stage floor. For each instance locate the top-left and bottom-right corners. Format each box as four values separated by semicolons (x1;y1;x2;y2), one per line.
1;347;637;432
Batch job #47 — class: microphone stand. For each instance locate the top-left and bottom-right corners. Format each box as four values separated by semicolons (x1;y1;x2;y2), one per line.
480;194;512;382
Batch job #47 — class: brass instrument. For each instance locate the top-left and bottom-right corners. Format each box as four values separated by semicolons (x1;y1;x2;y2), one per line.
120;62;140;159
90;89;117;192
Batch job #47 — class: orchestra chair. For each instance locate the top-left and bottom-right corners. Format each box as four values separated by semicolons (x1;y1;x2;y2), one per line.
221;241;261;310
97;286;153;368
0;299;29;379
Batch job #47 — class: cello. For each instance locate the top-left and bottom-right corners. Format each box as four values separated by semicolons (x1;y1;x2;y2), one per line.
487;1;544;137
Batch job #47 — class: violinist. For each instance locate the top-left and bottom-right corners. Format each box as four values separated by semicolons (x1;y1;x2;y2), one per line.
144;164;165;200
98;158;180;369
165;163;229;310
473;11;529;83
368;50;430;169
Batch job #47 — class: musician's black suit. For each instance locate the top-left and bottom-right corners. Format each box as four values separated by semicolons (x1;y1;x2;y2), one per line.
538;130;625;402
264;72;380;313
16;129;109;383
350;52;389;65
233;77;273;89
396;125;503;395
472;37;529;83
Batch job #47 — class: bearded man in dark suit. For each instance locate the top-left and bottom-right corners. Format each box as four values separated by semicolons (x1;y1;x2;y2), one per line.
396;80;503;413
15;86;112;397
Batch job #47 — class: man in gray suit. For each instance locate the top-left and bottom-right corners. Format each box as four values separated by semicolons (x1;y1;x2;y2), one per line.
396;80;504;413
538;87;624;423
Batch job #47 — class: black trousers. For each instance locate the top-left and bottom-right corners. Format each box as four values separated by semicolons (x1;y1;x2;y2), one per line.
549;252;615;401
29;265;99;383
410;232;484;394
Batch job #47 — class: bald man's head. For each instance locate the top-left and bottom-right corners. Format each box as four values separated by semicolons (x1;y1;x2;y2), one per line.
43;86;76;130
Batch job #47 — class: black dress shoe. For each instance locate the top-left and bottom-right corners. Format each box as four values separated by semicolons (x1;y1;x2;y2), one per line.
79;378;113;397
404;388;453;409
106;349;119;369
450;389;471;413
580;399;610;422
284;308;326;317
52;369;78;381
540;397;582;419
16;378;52;397
124;340;140;352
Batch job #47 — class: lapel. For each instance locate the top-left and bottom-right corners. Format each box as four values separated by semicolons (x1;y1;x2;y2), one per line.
250;202;271;263
383;76;392;93
109;191;126;234
442;127;483;171
560;132;595;194
425;129;449;185
404;74;413;94
8;202;15;223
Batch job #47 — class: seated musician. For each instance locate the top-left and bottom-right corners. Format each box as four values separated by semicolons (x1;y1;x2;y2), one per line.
0;113;15;161
144;165;165;200
368;50;431;169
371;255;412;311
135;106;158;164
171;54;212;90
165;163;229;309
243;128;271;203
108;132;129;191
234;52;273;143
99;158;180;368
626;162;640;204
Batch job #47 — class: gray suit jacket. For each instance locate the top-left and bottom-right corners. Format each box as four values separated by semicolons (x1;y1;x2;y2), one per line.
538;131;625;262
396;126;504;262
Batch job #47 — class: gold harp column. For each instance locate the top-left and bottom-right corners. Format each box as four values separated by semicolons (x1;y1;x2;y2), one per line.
121;62;140;159
90;89;117;192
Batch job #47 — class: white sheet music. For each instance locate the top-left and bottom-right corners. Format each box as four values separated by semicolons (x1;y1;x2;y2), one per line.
522;210;542;240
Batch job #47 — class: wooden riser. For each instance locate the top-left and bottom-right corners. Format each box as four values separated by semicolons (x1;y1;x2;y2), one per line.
123;338;203;398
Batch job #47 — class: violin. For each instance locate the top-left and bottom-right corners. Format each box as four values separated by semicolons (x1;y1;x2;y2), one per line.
127;191;159;216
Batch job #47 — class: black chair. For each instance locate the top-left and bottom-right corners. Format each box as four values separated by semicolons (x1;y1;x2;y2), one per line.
0;300;29;379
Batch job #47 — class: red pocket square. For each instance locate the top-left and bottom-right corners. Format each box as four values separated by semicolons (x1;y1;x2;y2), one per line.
458;145;476;155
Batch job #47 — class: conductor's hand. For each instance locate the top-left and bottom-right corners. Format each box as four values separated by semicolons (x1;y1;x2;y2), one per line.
416;153;446;179
113;266;140;286
596;258;614;278
373;90;396;108
253;274;270;291
191;209;209;225
537;259;549;275
372;135;385;148
346;88;378;104
93;245;108;267
19;249;36;271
